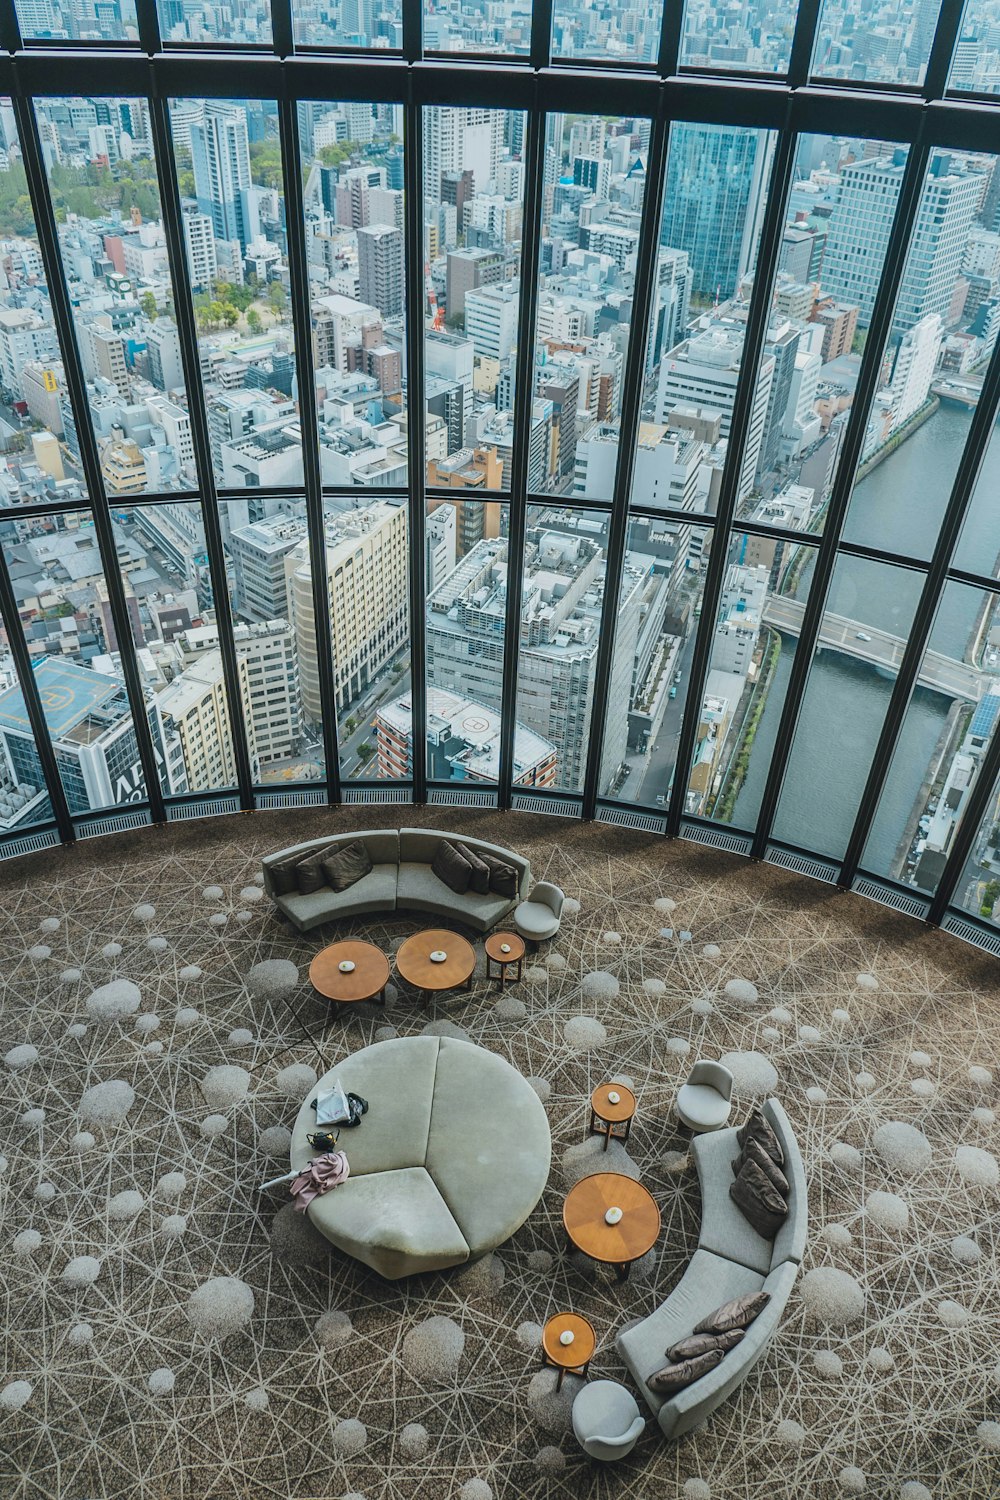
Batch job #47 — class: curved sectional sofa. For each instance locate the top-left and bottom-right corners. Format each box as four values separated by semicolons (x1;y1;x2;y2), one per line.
617;1098;807;1440
262;827;531;934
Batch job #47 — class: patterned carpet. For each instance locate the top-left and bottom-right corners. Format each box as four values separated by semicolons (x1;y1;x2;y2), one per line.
1;806;998;1500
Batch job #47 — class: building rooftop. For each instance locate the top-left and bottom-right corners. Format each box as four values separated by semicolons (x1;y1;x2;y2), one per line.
0;656;124;738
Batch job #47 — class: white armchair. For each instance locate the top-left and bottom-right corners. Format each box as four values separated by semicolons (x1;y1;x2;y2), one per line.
513;881;564;942
676;1059;734;1133
572;1379;645;1461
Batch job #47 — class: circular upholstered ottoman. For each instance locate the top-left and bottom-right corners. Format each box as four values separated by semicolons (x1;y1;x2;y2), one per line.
289;1036;551;1279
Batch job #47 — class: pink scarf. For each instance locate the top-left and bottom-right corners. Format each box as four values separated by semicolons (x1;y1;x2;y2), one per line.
290;1151;350;1212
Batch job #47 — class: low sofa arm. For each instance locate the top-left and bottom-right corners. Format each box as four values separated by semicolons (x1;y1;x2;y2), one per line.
590;1416;645;1449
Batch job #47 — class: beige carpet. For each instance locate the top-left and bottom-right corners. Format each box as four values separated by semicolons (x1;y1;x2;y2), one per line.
1;806;998;1500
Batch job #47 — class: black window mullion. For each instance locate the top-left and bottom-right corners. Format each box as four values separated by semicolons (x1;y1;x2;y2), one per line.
147;92;256;811
530;0;553;72
839;332;1000;890
581;108;671;820
787;0;823;87
749;129;933;860
12;94;166;825
657;1;683;75
497;94;544;809
404;87;427;801
278;97;342;804
271;0;294;58
930;728;1000;923
134;0;162;54
1;4;23;52
666;114;798;838
924;0;967;101
402;0;422;62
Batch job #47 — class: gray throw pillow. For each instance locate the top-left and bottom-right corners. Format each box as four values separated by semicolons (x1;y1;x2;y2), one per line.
477;848;519;898
269;850;305;896
736;1104;784;1166
431;839;472;895
730;1158;789;1240
321;839;373;893
694;1289;771;1335
295;843;340;895
666;1329;745;1362
732;1136;790;1197
646;1347;723;1394
455;842;491;895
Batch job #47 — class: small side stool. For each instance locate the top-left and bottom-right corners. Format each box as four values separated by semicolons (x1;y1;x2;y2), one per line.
541;1312;596;1389
589;1082;636;1152
484;931;525;983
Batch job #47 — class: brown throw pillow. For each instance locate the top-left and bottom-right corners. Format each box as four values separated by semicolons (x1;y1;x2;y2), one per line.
666;1329;745;1362
269;851;305;896
321;839;373;893
736;1104;784;1166
730;1158;789;1240
646;1347;723;1393
477;848;519;898
431;839;472;895
295;843;339;895
694;1289;771;1335
732;1137;790;1197
455;842;491;895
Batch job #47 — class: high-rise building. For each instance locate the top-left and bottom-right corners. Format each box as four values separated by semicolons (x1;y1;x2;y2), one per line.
659;124;774;300
446;247;504;320
158;649;252;790
423;106;503;201
191;102;252;250
182;207;217;291
656;329;775;503
146;319;184;393
464;282;519;361
228;514;306;622
375;686;557;785
356;224;404;319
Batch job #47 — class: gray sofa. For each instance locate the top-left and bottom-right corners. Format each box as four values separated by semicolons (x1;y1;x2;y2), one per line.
262;827;531;935
617;1097;806;1440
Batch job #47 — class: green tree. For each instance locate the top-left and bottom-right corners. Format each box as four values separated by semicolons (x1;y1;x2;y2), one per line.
317;140;360;169
268;281;286;313
140;290;158;322
246;307;262;335
357;742;373;760
221;304;239;328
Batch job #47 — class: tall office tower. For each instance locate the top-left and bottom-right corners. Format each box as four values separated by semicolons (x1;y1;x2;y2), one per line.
822;150;983;331
656;329;775;504
464;282;519;361
446;247;504;320
758;322;801;479
423;107;503;202
357;224;404;319
659;124;774;300
191;102;252;250
287;503;408;721
647;247;692;375
228;514;307;623
146;319;184;392
425;502;457;592
175;620;301;768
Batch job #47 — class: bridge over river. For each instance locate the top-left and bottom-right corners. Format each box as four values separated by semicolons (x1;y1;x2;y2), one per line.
762;596;986;700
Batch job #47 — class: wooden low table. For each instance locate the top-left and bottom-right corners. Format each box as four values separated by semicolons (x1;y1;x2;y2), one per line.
309;939;390;1009
395;928;476;1003
484;930;525;983
589;1082;636;1152
563;1171;661;1280
541;1312;596;1389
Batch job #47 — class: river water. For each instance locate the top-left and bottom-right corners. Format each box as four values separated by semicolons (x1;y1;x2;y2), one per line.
733;403;999;871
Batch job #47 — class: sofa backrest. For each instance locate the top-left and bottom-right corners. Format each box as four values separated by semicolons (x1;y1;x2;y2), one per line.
764;1096;808;1267
262;829;399;893
398;828;530;890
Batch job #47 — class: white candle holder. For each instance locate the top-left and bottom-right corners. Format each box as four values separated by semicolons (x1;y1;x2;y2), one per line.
500;943;511;954
338;960;356;973
559;1329;575;1346
607;1090;620;1105
430;950;447;963
605;1206;623;1225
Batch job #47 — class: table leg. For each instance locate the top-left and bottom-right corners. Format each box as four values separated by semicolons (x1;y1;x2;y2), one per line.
602;1123;610;1153
616;1261;631;1282
555;1367;565;1391
515;956;523;980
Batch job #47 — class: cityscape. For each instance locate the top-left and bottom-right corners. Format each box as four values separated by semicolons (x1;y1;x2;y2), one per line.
0;11;1000;923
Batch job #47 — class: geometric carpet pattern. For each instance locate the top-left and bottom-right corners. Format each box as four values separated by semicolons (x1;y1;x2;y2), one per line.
1;806;998;1500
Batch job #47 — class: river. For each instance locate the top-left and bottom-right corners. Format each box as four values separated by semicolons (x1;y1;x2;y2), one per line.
733;402;998;871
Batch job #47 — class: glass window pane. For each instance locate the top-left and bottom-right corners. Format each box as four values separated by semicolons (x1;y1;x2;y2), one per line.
772;554;924;859
169;98;304;491
423;106;527;495
295;496;410;782
841;149;997;559
636;122;777;514
158;0;272;46
35;96;197;499
293;0;403;49
424;0;530;54
949;1;1000;92
551;0;663;65
949;765;1000;924
598;515;712;807
812;0;941;86
298;101;407;489
861;580;1000;894
680;0;794;74
954;419;1000;576
0;507;157;814
0;655;59;833
219;496;326;788
533;113;654;504
0;101;90;509
16;0;137;42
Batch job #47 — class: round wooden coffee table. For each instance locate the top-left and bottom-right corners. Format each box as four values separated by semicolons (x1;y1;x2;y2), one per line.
484;930;525;983
309;939;390;1009
541;1311;596;1389
395;928;476;1003
589;1082;637;1152
563;1172;660;1280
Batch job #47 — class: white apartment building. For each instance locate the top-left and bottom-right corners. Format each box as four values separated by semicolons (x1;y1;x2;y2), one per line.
713;563;770;678
574;422;705;511
425;502;457;593
157;649;253;792
145;395;196;481
174;619;300;767
423;106;503;201
656;330;775;503
464;282;519;362
0;308;60;399
182;207;217;292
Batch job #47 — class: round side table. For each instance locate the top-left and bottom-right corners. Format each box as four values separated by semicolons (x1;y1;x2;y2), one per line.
541;1312;596;1389
589;1082;636;1152
484;930;525;983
